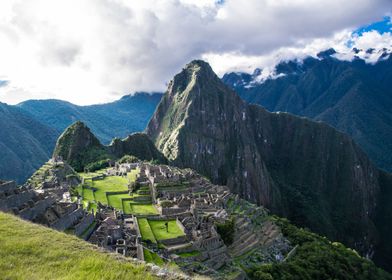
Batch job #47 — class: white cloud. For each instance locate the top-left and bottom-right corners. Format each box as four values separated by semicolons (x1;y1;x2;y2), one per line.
0;0;390;105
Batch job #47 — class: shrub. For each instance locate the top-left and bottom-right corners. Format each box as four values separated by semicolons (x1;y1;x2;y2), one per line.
85;159;110;172
216;217;235;245
118;155;139;164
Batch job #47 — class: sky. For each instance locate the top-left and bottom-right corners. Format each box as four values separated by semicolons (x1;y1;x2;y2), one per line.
0;0;391;105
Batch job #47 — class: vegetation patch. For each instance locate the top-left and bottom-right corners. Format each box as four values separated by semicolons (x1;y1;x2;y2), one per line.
247;217;392;280
74;168;158;215
143;249;165;266
177;251;200;258
138;218;157;244
0;212;155;280
148;220;185;241
216;217;235;245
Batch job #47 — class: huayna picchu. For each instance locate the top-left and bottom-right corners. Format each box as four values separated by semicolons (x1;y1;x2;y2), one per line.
146;60;392;272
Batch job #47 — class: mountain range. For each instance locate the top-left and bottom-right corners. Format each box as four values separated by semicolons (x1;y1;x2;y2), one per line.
0;93;162;183
4;57;391;273
146;59;392;272
223;50;392;173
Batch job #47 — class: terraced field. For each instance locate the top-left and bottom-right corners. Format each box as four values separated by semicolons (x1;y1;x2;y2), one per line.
138;218;185;242
74;168;158;216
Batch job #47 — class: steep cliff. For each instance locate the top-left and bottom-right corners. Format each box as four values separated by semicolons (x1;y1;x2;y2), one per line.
146;60;391;268
223;53;392;173
109;132;167;163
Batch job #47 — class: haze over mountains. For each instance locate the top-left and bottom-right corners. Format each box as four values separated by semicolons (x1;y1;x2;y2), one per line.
0;93;161;183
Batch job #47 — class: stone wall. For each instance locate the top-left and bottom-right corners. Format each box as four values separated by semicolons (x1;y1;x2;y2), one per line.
74;213;95;236
19;196;56;220
0;180;17;193
0;191;35;211
160;235;188;246
161;207;188;216
51;208;84;231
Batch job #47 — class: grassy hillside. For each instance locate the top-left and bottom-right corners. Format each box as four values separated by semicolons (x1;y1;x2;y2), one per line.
0;212;156;280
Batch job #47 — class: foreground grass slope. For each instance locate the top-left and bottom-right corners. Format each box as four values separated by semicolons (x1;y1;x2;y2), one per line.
0;212;155;280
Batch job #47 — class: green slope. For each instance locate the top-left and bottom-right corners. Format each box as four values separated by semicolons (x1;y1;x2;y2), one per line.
0;102;58;184
0;212;155;280
53;122;166;172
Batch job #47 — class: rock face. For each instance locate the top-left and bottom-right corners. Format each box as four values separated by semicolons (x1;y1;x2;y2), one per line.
109;133;167;163
54;121;166;171
146;60;392;268
222;53;392;173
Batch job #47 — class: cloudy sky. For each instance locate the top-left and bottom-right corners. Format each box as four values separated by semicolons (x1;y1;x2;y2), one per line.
0;0;391;105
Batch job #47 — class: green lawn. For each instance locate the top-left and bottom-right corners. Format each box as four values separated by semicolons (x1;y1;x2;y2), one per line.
143;249;164;266
138;218;157;243
148;220;185;241
0;212;155;280
131;204;159;215
75;168;160;215
177;251;200;258
107;193;131;212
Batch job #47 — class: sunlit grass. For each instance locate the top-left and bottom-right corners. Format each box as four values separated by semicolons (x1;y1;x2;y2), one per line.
138;218;157;244
0;212;155;280
148;220;185;241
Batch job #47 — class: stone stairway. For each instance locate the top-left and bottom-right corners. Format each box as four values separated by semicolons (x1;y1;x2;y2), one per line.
259;220;280;246
229;216;261;257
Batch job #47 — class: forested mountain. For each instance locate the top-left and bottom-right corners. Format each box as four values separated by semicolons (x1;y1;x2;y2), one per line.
0;93;162;183
18;92;162;144
0;102;58;183
223;50;392;173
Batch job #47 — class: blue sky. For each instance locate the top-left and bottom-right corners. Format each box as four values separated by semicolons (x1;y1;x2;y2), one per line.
354;16;392;35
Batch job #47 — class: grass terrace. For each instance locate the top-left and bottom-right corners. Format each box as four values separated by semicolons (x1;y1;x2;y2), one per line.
143;249;164;266
75;168;158;216
138;218;185;243
138;218;157;244
0;212;155;280
149;220;185;240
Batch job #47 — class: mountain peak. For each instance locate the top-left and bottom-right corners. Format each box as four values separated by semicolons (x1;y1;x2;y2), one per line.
146;60;386;262
185;59;213;71
53;121;106;171
169;60;219;95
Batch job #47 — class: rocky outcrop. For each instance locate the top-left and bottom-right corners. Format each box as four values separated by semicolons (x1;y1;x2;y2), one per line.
54;122;166;171
109;133;167;164
53;121;107;171
146;60;391;267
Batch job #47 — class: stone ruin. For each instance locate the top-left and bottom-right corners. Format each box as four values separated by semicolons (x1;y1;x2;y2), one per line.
1;158;293;279
88;207;143;259
0;160;96;241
